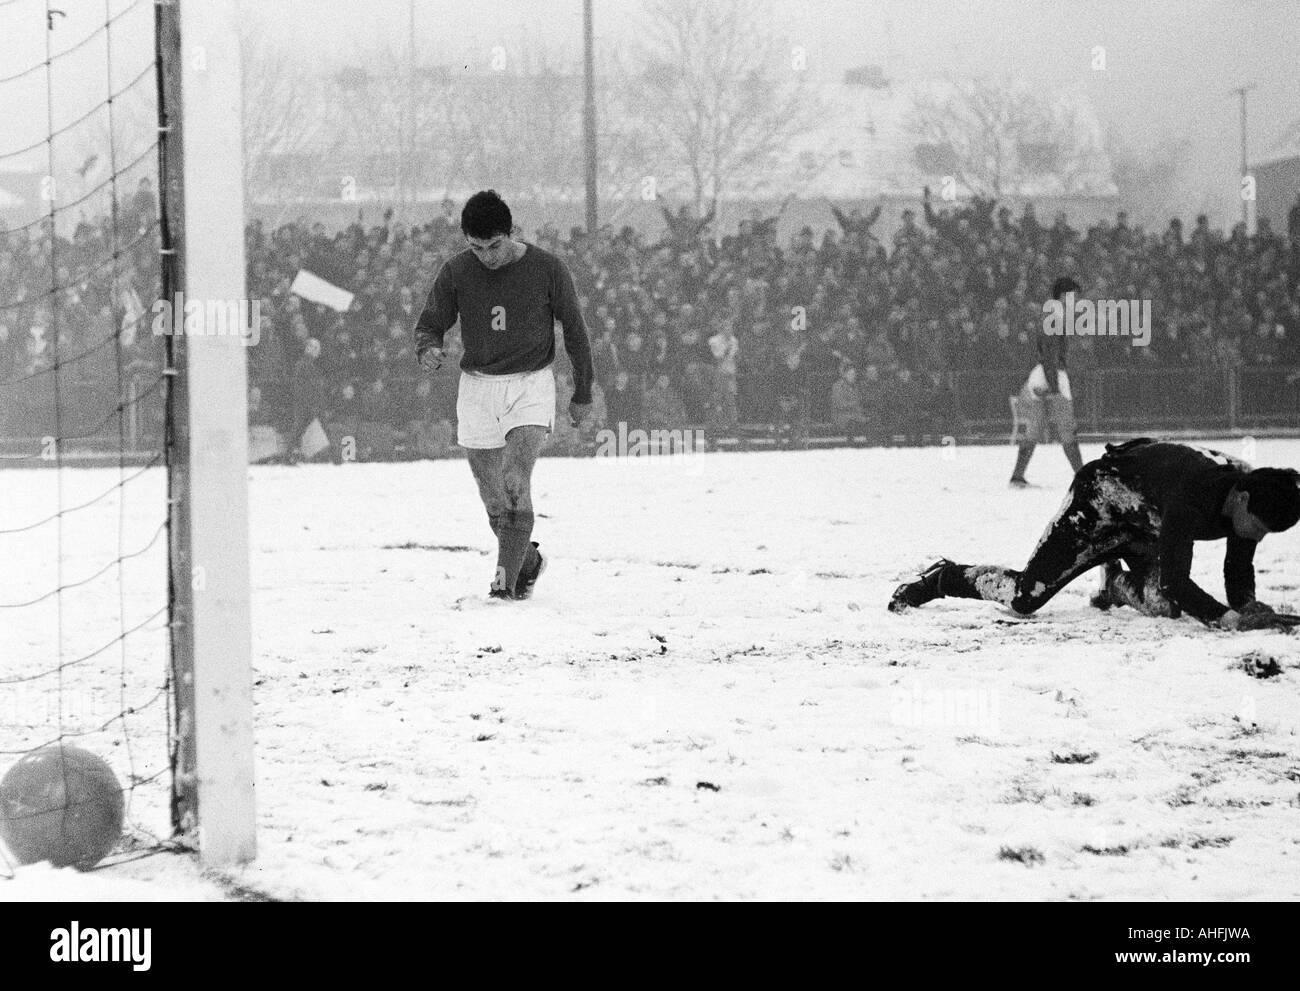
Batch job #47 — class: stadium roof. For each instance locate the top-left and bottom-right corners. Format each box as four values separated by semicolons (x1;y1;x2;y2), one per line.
1257;118;1300;167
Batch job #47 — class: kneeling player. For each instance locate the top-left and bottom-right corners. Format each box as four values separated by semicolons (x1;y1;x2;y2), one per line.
890;438;1300;630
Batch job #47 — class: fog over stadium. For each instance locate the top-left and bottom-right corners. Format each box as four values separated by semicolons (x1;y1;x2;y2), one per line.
3;0;1300;226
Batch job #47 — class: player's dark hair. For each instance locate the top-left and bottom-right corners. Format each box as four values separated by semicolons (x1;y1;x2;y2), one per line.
461;190;512;240
1240;468;1300;532
1051;276;1081;300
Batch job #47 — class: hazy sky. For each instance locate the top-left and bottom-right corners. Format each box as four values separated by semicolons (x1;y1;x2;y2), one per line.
3;0;1299;222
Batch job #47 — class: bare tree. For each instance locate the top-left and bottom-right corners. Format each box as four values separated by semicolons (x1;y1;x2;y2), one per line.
326;43;582;215
1040;99;1113;196
597;64;667;226
64;76;157;232
482;43;660;219
239;27;319;200
465;45;587;201
326;51;413;205
324;38;659;225
624;0;821;213
1105;130;1190;227
239;19;791;226
908;76;1110;198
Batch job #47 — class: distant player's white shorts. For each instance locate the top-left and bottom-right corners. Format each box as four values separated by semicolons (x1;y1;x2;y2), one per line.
456;366;555;449
1023;365;1072;401
1016;366;1077;444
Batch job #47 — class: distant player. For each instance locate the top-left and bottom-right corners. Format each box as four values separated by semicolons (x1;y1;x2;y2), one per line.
890;438;1300;631
1010;276;1084;487
414;190;594;600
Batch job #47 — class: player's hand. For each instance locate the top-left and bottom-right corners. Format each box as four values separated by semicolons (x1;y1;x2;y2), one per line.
569;400;591;428
418;346;444;372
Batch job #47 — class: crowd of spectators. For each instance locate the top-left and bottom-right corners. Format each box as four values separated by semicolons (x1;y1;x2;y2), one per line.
0;177;162;441
4;179;1300;456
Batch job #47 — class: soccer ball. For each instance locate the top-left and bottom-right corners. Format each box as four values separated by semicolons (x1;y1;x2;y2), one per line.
0;744;125;871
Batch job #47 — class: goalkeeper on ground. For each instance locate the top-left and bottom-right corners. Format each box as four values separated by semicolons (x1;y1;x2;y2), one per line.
890;438;1300;631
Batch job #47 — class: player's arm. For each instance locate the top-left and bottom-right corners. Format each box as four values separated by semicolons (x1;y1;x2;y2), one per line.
413;264;457;367
1157;511;1229;624
1039;338;1061;394
552;258;595;413
1223;534;1258;611
864;203;882;228
1214;537;1297;627
830;205;851;232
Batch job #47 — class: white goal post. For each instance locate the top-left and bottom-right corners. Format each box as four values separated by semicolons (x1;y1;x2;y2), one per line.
159;0;256;866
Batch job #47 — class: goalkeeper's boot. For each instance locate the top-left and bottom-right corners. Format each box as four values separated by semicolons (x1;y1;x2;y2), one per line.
888;559;951;613
514;542;545;600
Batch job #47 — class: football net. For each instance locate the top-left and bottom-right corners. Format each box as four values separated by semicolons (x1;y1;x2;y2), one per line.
0;0;253;875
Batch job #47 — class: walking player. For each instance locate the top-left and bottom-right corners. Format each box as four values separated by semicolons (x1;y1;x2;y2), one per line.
415;190;593;600
891;438;1300;630
1010;277;1084;487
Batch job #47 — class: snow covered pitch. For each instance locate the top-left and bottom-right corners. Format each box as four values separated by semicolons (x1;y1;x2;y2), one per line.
4;439;1300;900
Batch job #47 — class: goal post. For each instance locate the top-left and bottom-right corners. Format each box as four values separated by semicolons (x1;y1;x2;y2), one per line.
158;0;256;866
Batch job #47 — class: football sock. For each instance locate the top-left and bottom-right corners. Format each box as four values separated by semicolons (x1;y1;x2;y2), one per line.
487;512;508;591
1011;443;1035;481
497;509;535;590
487;511;506;560
488;511;539;587
1063;441;1083;474
520;541;540;579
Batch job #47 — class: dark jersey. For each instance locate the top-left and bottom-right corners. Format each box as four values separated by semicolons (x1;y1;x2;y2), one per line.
414;244;594;404
1099;438;1256;622
1036;330;1067;392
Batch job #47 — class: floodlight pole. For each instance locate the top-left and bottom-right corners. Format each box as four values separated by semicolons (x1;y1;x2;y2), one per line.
1232;83;1256;234
583;0;598;233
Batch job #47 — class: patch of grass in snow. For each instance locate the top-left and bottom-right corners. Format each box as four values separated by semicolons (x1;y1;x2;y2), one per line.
1050;750;1099;764
1080;843;1130;857
998;845;1045;866
1000;780;1050;804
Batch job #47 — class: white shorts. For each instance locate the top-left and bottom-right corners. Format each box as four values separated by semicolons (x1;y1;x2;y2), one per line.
1022;365;1072;401
456;366;556;449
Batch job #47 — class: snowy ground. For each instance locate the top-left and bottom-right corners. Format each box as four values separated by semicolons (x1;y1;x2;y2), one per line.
4;438;1300;900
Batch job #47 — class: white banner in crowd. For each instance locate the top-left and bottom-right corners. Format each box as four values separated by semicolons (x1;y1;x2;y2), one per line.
290;270;355;312
298;418;330;458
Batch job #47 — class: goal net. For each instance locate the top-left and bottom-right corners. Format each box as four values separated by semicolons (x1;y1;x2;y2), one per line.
0;0;253;875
